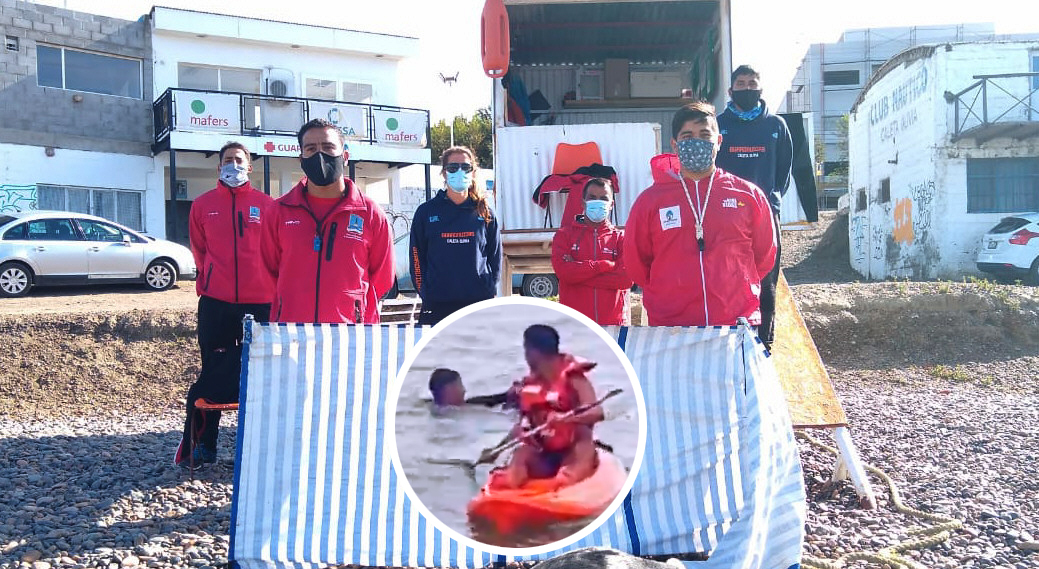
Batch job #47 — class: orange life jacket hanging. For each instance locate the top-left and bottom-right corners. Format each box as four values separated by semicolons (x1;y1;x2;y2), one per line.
481;0;510;78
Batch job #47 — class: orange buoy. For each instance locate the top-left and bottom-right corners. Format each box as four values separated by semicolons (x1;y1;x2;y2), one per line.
481;0;510;78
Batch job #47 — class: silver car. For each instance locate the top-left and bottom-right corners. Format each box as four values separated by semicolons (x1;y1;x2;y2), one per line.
0;210;197;297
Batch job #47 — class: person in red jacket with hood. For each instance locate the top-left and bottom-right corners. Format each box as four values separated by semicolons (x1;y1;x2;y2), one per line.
551;178;633;325
624;101;776;328
261;119;394;324
175;141;274;470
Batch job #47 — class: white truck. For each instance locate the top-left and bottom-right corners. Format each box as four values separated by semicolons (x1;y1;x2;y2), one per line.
487;0;817;297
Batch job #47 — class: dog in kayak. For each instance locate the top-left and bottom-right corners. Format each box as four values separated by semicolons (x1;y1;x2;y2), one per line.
501;324;604;490
427;368;520;411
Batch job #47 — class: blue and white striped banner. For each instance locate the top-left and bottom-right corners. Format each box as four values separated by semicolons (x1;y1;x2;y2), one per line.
229;324;805;569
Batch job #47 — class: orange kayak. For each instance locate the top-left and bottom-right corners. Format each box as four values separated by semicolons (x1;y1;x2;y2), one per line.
466;449;627;534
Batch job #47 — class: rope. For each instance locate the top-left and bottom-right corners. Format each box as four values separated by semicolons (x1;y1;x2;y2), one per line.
796;431;964;569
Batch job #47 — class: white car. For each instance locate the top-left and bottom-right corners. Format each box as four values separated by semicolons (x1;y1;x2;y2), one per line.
0;210;197;297
976;212;1039;285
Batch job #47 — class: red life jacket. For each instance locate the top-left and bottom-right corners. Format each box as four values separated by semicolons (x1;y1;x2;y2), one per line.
518;354;596;452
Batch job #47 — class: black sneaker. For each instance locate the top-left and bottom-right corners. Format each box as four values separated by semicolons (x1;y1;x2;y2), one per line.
192;444;217;465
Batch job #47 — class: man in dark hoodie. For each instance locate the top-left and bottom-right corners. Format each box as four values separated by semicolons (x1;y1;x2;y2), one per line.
716;65;792;350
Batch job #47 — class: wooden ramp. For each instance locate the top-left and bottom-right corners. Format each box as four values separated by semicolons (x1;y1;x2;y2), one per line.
771;271;876;508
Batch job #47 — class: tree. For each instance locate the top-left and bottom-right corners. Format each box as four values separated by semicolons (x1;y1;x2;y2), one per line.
831;114;849;177
430;107;493;168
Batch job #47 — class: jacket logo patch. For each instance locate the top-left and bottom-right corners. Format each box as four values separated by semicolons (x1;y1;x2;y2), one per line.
429;215;440;222
722;198;743;209
772;132;779;138
208;211;220;216
659;206;682;231
348;214;364;234
249;206;261;222
285;219;301;226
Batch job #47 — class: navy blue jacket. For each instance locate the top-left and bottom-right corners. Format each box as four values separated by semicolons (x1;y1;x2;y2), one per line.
409;190;501;303
716;101;793;215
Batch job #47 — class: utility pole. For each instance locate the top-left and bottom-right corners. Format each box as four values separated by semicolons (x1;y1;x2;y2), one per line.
439;72;459;147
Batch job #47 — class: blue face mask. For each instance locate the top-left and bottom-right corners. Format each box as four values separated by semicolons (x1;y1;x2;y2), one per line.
675;137;716;173
446;170;472;194
219;162;249;188
584;199;609;223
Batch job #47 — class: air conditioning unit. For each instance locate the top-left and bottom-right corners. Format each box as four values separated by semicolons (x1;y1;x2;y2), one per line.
263;68;296;98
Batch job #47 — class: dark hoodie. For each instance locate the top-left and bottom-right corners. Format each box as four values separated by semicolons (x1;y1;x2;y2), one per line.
409;190;502;303
716;100;793;215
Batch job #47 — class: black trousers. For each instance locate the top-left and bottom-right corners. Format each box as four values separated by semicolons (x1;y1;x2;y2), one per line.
417;299;485;326
181;295;270;452
758;212;782;350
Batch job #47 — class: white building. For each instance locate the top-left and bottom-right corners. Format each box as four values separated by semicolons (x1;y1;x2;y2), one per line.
847;39;1039;280
148;6;431;244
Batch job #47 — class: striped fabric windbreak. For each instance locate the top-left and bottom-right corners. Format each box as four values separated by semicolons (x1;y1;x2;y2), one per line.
230;323;805;569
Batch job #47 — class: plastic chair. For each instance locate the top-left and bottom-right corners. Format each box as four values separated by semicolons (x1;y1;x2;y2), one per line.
188;398;239;478
544;142;604;227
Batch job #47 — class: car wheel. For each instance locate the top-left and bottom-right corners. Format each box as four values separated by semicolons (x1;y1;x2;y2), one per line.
144;260;176;291
1031;257;1039;286
0;262;33;298
521;274;559;298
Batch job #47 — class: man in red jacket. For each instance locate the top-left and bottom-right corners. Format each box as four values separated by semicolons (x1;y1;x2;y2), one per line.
624;101;776;328
551;178;633;325
261;119;394;324
175;141;274;470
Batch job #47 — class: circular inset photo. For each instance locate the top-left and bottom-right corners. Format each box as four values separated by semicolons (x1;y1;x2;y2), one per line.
388;297;646;553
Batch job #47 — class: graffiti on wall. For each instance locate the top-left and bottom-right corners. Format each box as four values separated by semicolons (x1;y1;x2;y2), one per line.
908;179;935;235
871;226;885;260
893;198;914;245
0;184;37;213
851;214;867;263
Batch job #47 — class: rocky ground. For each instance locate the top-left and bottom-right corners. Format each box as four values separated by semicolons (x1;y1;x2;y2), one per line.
2;211;1038;569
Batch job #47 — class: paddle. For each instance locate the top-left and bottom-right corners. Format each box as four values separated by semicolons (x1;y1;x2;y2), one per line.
428;388;624;476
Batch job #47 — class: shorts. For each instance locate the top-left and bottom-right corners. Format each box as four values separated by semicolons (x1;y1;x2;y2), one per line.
529;449;568;479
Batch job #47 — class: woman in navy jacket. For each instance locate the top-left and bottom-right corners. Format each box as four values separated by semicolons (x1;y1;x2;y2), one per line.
410;146;502;326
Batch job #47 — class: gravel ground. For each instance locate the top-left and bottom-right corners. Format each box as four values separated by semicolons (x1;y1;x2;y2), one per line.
2;211;1039;569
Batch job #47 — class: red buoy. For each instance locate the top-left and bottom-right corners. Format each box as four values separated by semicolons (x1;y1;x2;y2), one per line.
481;0;510;78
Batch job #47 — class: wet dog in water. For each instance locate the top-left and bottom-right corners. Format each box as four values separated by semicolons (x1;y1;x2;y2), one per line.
530;548;685;568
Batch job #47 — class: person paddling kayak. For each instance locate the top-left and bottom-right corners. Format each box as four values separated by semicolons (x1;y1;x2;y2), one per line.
427;368;520;410
502;324;604;490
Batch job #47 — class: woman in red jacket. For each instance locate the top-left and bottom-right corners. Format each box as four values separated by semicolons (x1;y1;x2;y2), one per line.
551;178;633;325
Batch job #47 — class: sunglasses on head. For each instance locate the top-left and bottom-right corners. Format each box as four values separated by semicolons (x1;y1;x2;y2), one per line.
445;162;474;173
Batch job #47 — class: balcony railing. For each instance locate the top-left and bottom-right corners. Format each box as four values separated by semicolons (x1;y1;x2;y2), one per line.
152;87;430;150
947;72;1039;142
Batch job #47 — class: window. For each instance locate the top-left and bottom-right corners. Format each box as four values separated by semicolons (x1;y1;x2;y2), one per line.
342;81;373;104
3;223;27;240
36;45;142;98
871;63;884;76
855;188;867;212
306;78;338;100
967;157;1039;213
77;219;127;242
5;36;18;52
36;185;145;231
178;64;261;94
879;178;891;203
823;70;860;86
24;219;80;241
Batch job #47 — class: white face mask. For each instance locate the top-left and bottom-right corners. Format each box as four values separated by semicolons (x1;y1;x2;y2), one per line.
219;163;250;187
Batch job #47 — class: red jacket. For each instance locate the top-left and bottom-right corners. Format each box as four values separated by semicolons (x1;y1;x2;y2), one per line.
623;154;776;326
188;181;275;305
551;220;633;325
261;178;394;324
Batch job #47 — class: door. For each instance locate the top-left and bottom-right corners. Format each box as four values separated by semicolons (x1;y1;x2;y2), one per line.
15;218;90;278
77;219;145;278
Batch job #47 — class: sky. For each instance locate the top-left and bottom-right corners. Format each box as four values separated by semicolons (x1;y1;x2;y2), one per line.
35;0;1039;120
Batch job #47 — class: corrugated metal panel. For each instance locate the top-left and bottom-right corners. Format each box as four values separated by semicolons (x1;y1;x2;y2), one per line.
495;122;663;232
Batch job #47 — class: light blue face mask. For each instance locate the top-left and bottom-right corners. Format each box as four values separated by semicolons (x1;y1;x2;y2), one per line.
220;162;250;188
675;137;716;173
584;199;609;223
446;170;472;194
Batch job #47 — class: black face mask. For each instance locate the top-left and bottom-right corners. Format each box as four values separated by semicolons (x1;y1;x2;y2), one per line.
731;89;762;111
300;152;344;187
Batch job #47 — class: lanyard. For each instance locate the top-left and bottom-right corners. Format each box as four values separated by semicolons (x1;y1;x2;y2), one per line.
678;169;715;252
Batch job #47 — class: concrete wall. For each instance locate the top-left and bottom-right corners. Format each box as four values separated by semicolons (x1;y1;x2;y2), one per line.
849;40;1039;281
0;0;153;155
